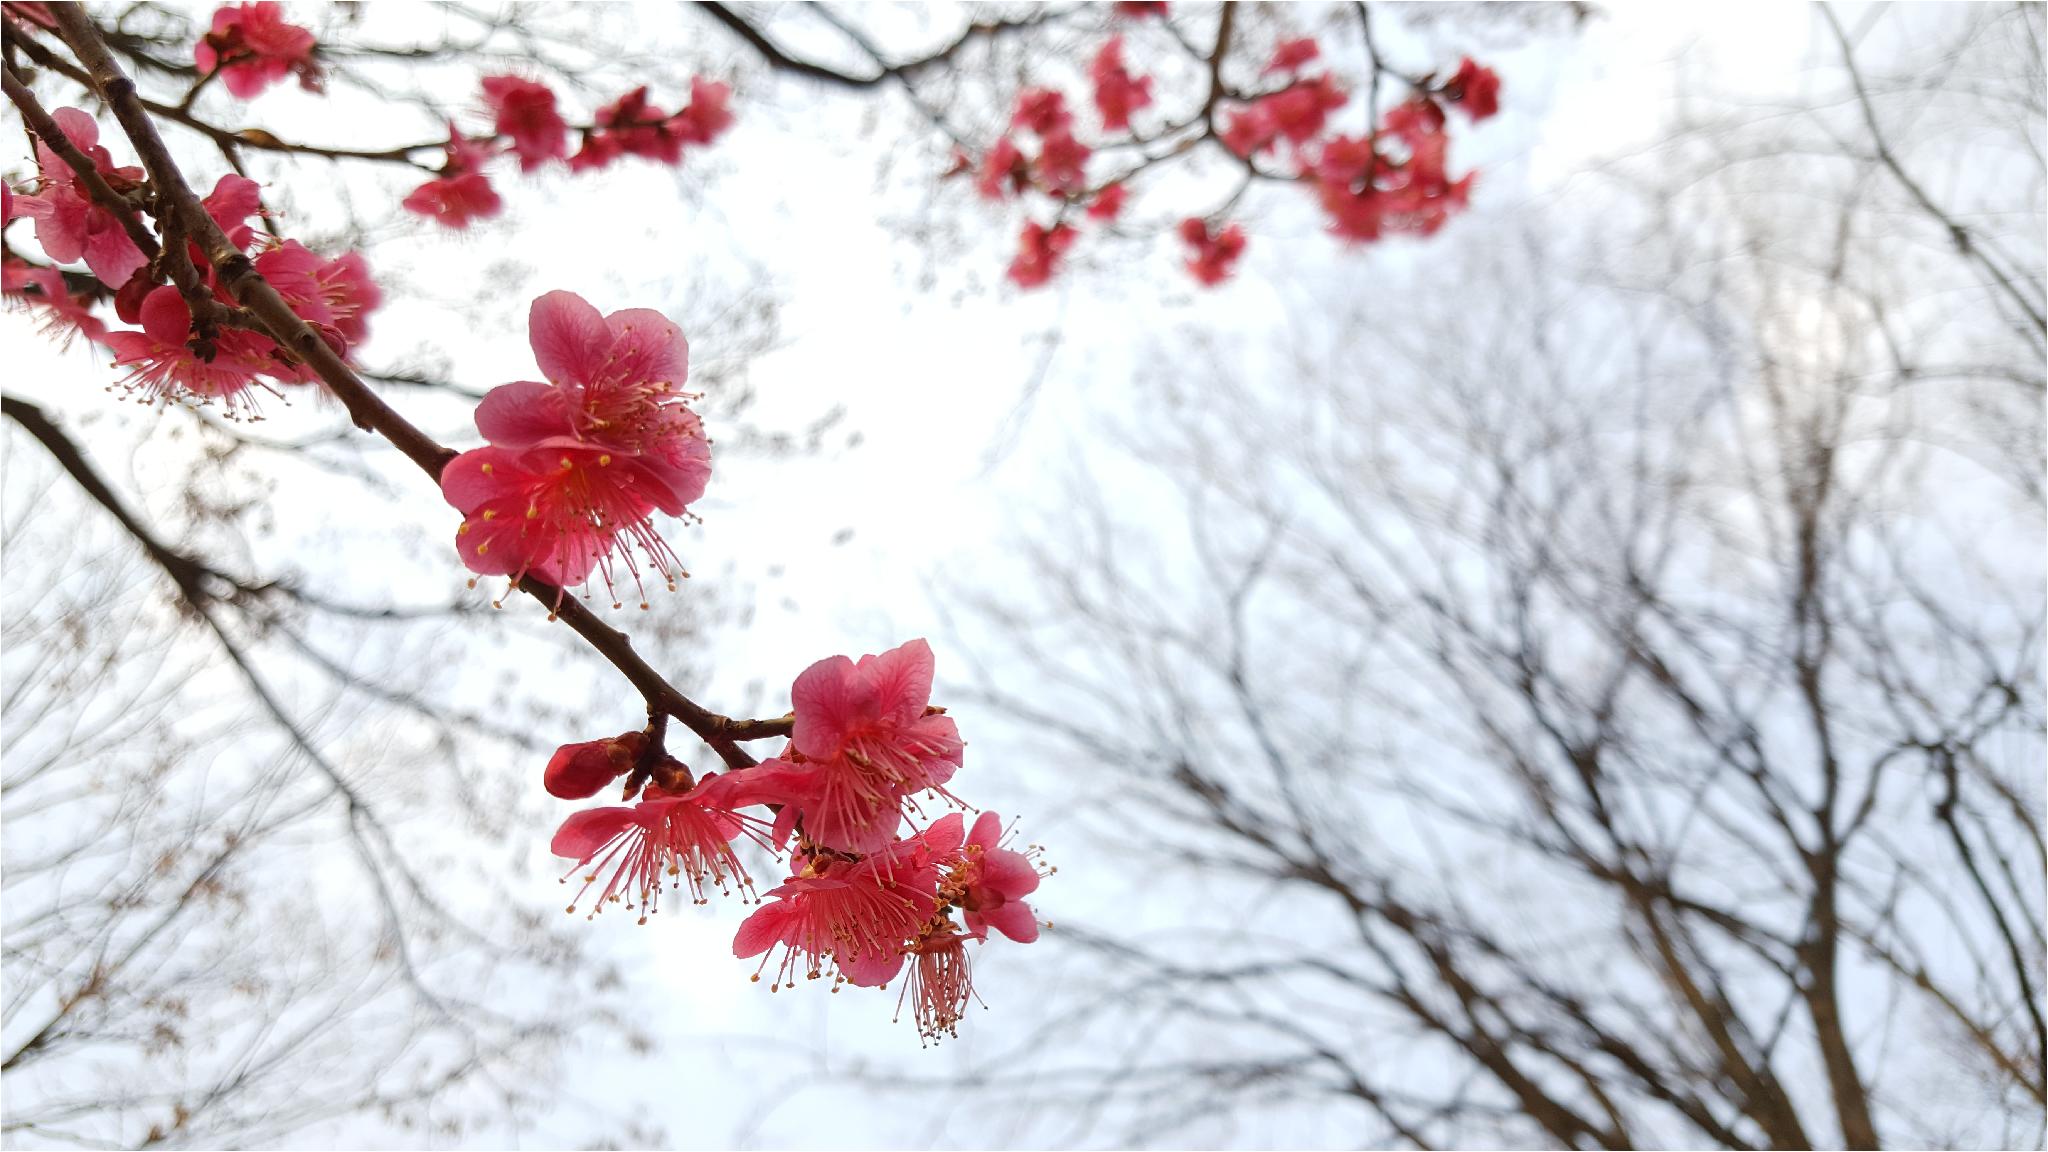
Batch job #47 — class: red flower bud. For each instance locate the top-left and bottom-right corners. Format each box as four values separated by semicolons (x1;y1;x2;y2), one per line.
545;731;646;799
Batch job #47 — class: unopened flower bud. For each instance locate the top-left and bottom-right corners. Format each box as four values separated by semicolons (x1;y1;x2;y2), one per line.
544;730;646;799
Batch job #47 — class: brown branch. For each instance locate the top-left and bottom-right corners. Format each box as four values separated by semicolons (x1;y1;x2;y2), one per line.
695;1;885;89
1818;2;2046;337
5;25;440;167
1;394;229;607
1935;744;2048;1075
697;2;1070;90
42;2;787;773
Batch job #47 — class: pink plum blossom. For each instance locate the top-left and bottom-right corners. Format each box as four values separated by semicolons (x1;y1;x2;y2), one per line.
1007;220;1076;290
733;814;964;989
248;239;381;361
1085;183;1127;222
553;775;762;921
789;640;963;794
975;137;1027;200
195;2;321;99
1445;58;1501;121
732;639;965;853
480;75;569;171
403;124;502;230
2;259;108;346
1313;100;1473;243
103;286;274;414
201;173;265;251
16;107;147;286
1010;87;1072;136
1180;217;1247;286
1033;131;1091;196
670;78;735;146
441;443;682;593
954;810;1044;942
478;291;711;501
1265;37;1321;75
1090;37;1153;132
569;85;727;169
445;291;708;598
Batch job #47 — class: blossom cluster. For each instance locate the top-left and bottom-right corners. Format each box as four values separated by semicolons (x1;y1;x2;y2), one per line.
955;2;1500;290
84;1;735;232
195;2;321;99
1239;53;1500;244
3;106;381;417
405;75;733;231
546;639;1048;1043
970;79;1124;290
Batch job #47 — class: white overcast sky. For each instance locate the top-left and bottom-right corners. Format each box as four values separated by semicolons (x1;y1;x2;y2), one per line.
0;3;1943;1148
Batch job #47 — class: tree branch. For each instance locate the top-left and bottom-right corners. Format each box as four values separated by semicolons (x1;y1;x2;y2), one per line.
40;2;790;773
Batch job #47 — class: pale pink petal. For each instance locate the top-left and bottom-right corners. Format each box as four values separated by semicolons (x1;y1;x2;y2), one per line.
550;806;638;861
803;786;904;855
683;769;755;813
455;512;539;578
835;943;907;988
203;173;264;242
30;194;89;264
49;106;100;151
601;307;688;387
474;380;572;449
862;638;935;727
83;225;146;287
532;520;607;588
769;803;800;848
528;290;610;386
703;756;812;809
790;654;860;761
101;330;152;360
918;812;966;859
438;445;528;512
731;902;792;958
624;448;710;516
982;846;1041;899
902;714;964;789
968;810;1002;851
221;65;274;101
13;191;49;225
977;899;1038;943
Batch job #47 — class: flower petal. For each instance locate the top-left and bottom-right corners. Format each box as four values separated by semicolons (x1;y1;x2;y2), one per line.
475;380;572;449
861;638;935;727
49;106;100;151
791;654;860;761
977;899;1038;943
982;845;1041;899
968;810;1002;851
550;806;638;861
439;445;529;513
731;901;792;959
82;221;146;287
623;445;710;516
528;290;610;387
137;286;192;345
836;942;908;988
918;812;966;860
601;307;688;389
